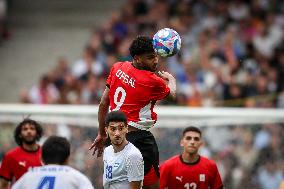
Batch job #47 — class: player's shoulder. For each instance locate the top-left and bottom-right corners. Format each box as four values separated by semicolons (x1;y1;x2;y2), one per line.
4;146;22;157
63;165;84;176
104;145;113;153
127;142;142;154
200;156;217;167
104;145;115;157
62;166;94;188
149;72;167;85
125;142;143;158
112;61;130;68
162;155;180;167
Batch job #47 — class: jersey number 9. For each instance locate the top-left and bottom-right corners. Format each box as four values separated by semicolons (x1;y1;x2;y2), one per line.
113;87;126;111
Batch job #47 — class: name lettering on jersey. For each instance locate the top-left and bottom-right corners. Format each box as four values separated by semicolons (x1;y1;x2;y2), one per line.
199;174;205;182
176;176;183;182
19;161;26;167
116;70;135;88
48;167;57;172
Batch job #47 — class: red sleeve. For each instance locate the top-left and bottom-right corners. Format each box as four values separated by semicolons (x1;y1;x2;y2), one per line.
151;76;170;101
211;163;223;189
0;153;13;181
106;65;115;88
159;162;170;189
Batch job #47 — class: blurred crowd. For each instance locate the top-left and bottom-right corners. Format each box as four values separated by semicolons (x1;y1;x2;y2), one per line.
3;0;283;188
0;0;10;43
18;0;284;108
0;123;283;189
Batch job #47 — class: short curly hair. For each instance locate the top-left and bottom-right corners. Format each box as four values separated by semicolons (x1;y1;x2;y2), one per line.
14;118;43;146
129;35;155;58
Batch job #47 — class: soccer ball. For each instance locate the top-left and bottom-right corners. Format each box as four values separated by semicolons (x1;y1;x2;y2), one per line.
152;28;181;57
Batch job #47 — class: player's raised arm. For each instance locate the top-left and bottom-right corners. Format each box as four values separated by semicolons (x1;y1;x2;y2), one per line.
0;178;9;189
98;87;110;136
129;181;142;189
89;86;110;157
158;71;176;99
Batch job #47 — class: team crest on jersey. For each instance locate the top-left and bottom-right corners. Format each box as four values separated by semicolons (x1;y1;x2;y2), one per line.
114;163;120;168
199;174;205;182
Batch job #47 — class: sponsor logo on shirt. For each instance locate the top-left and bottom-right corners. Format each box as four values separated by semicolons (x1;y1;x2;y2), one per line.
176;176;183;182
19;161;26;167
199;174;205;182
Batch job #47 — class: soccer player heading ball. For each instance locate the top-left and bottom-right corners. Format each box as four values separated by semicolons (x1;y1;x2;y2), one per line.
90;35;176;189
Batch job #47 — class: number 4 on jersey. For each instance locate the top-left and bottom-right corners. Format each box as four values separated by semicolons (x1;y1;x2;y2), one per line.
37;176;56;189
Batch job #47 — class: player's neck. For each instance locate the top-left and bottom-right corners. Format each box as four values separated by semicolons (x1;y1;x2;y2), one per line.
22;143;39;152
113;140;129;153
181;153;200;164
132;61;145;70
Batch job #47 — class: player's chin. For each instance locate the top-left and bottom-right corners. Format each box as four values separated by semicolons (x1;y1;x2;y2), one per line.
187;146;197;152
152;65;158;72
23;136;37;143
113;139;122;145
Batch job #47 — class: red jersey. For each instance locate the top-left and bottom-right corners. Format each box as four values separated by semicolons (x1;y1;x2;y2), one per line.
160;155;223;189
106;61;170;129
0;146;42;181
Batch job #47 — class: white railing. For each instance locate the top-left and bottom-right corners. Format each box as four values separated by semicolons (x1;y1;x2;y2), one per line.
0;104;284;127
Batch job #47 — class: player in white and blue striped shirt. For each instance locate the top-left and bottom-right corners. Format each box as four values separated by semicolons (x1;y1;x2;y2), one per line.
103;111;144;189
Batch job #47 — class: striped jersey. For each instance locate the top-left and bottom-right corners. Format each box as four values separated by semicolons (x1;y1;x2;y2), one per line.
106;61;170;130
103;142;144;189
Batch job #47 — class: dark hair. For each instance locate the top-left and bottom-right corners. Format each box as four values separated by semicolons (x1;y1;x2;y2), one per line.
14;118;43;146
182;126;202;137
129;35;155;58
42;136;70;165
105;111;127;126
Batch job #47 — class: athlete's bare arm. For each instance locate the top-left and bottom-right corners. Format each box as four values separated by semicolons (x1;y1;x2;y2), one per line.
98;87;110;136
130;181;142;189
89;87;110;157
158;71;176;99
0;178;9;189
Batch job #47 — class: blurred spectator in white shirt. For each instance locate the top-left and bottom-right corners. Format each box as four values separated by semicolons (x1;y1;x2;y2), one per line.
72;46;103;79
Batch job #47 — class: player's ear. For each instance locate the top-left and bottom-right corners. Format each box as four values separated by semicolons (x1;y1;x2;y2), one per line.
64;157;70;165
134;55;140;63
180;138;184;147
